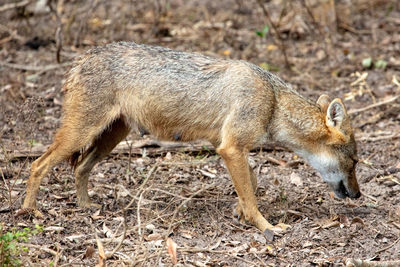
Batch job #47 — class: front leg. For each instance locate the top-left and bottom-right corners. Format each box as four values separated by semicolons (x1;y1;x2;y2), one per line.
249;165;257;193
217;144;275;240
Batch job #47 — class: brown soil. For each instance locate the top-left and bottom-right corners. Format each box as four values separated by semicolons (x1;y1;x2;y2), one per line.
1;0;399;266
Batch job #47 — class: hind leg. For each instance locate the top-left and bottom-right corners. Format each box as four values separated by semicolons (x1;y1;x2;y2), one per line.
74;118;130;207
23;124;99;213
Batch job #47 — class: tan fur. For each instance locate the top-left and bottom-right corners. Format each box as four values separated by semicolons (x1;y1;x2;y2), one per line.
22;42;360;239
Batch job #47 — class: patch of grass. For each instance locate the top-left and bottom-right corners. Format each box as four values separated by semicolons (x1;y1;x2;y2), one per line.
0;224;43;267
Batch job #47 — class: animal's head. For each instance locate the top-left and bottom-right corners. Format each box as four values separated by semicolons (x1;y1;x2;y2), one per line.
302;95;361;199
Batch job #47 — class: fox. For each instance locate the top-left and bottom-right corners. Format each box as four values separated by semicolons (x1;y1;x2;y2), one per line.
21;42;361;240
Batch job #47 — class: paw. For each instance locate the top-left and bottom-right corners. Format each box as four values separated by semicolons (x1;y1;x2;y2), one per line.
233;204;245;224
273;223;291;231
263;223;292;241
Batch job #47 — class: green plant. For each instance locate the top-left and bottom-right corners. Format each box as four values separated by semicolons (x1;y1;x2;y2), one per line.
0;224;43;267
256;25;269;37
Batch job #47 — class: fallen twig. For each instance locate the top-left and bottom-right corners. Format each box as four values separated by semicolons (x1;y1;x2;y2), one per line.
361;192;378;203
348;95;399;115
136;191;144;241
256;0;290;67
165;184;215;236
95;231;106;266
375;237;400;253
0;0;32;12
0;61;73;72
357;133;400;142
47;0;64;63
20;243;58;256
4;139;281;160
0;23;25;42
180;246;260;266
346;258;400;267
105;210;128;259
153;183;216;264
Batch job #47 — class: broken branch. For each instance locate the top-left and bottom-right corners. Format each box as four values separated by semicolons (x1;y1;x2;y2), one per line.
348;95;399;115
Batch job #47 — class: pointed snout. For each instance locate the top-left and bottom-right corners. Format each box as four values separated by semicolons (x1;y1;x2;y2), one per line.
345;169;361;199
329;173;361;200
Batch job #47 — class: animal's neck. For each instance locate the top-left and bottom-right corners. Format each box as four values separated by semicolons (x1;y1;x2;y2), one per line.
269;88;327;152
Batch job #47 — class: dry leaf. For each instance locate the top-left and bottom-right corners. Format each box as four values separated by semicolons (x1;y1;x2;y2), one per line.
66;234;86;242
44;226;64;232
83;245;95;259
395;205;400;218
166;238;178;265
199;169;216;179
91;209;103;220
267;44;278;51
351;217;365;226
322;220;340;229
181;232;193;239
392;75;400;89
102;223;113;238
146;233;163;241
303;241;313;248
339;215;350;226
164;152;172;160
290;172;303;186
95;231;106;266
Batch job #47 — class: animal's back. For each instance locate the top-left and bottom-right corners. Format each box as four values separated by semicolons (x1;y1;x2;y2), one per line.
63;42;282;143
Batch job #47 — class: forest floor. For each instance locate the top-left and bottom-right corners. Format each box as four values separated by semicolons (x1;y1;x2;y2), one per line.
1;0;399;266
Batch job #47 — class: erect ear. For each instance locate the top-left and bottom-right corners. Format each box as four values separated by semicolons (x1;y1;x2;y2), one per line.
325;98;349;144
316;94;331;113
326;98;347;128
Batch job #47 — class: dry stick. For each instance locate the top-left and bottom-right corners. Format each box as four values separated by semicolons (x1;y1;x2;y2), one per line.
74;0;98;47
47;0;64;63
0;23;25;42
53;247;64;267
106;209;128;259
357;133;400;142
256;0;290;67
348;95;399;115
180;247;260;266
6;139;282;160
123;164;158;211
154;184;215;264
346;259;400;267
20;243;58;256
0;168;11;207
0;61;73;72
104;166;157;258
375;237;400;253
136;191;144;241
0;151;29;217
361;192;378;202
165;184;214;236
95;231;106;265
300;0;331;60
0;0;32;12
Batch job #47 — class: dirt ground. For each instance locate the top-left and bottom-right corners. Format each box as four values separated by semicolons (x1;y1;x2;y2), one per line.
1;0;400;266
